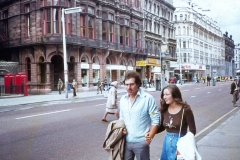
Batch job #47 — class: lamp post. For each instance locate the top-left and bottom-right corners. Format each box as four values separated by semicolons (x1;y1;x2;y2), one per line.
179;39;182;85
62;7;82;98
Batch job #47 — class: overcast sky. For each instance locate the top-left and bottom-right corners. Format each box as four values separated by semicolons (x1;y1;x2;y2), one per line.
190;0;240;44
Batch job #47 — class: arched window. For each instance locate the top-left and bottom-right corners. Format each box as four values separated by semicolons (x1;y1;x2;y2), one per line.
93;56;99;64
180;14;183;21
183;26;186;35
120;59;125;65
106;57;111;64
178;26;181;35
26;57;31;81
187;27;189;35
81;55;88;63
128;60;133;66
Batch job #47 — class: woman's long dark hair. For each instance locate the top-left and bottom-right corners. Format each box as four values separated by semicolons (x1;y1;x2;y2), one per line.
160;84;189;113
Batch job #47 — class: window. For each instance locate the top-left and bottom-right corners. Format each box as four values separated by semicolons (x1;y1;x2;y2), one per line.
88;6;94;14
80;15;86;37
183;41;186;48
178;26;181;35
102;21;107;41
119;17;130;46
180;14;183;21
109;23;114;42
108;13;114;21
102;12;114;43
102;12;107;19
88;16;94;39
134;0;140;8
25;4;31;38
2;10;8;39
175;15;177;21
125;28;129;45
43;8;68;35
53;8;59;33
183;26;186;35
120;26;124;44
135;29;139;47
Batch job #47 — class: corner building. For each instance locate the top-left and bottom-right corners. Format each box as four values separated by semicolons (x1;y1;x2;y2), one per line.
0;0;144;93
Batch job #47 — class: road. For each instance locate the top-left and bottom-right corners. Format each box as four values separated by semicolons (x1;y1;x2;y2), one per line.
0;82;237;160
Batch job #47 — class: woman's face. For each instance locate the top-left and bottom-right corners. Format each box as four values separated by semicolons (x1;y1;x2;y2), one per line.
163;88;174;105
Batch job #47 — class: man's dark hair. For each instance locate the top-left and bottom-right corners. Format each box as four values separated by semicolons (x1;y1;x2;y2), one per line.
123;71;142;88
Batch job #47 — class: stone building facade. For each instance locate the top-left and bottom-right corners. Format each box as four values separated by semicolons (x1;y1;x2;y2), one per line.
0;0;144;94
172;0;224;81
224;32;235;78
141;0;176;90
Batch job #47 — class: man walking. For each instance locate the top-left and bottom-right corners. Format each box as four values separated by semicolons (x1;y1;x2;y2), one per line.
230;78;239;107
97;78;102;94
103;77;108;91
57;78;63;94
119;71;160;160
207;74;211;86
71;79;77;97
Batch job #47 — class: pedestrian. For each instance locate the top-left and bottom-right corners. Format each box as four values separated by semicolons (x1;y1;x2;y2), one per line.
174;76;177;84
155;84;196;160
202;77;205;84
230;78;239;107
57;78;63;94
103;77;108;91
71;79;77;97
206;74;211;86
171;77;175;84
119;71;160;160
102;81;119;122
97;78;102;94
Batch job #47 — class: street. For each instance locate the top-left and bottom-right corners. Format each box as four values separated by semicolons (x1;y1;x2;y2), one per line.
0;82;238;160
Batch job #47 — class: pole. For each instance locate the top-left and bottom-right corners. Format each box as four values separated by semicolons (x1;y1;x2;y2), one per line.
179;39;182;85
160;46;162;91
62;9;68;98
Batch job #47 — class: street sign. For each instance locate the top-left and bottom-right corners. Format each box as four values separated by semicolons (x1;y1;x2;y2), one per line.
64;7;83;14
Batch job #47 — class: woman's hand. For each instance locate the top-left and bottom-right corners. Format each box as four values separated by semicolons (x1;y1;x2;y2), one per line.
122;129;127;135
176;150;180;155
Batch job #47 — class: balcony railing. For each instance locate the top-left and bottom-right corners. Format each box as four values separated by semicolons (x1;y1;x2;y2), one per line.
0;35;144;55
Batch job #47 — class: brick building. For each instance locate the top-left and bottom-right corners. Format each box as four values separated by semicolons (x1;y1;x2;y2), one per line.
0;0;144;94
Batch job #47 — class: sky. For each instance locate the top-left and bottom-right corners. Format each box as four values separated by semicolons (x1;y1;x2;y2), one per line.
190;0;240;44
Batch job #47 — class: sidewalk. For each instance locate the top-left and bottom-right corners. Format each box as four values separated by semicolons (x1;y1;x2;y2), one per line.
0;87;127;107
197;108;240;159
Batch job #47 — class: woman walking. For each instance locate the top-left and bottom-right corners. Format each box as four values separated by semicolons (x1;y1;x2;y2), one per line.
102;81;119;122
156;85;196;160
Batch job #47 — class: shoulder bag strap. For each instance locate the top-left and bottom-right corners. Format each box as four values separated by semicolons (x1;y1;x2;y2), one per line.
178;108;185;139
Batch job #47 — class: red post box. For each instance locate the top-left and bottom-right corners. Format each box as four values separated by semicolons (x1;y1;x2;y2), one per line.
15;72;28;96
4;73;15;94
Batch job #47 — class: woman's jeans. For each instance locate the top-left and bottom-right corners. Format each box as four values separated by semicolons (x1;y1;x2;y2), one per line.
160;132;185;160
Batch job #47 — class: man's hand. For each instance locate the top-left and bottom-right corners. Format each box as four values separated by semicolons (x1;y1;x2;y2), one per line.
145;132;152;145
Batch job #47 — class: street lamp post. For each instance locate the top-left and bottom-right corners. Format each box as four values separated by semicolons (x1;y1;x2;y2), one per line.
62;7;82;98
179;39;182;85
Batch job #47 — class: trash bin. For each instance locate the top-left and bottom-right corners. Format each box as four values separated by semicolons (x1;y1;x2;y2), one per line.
212;78;216;86
68;84;71;91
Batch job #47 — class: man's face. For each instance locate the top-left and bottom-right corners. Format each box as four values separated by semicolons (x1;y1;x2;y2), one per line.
125;78;139;97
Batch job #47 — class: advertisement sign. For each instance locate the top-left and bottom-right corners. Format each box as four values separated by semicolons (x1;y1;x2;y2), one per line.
161;43;169;54
136;61;146;66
